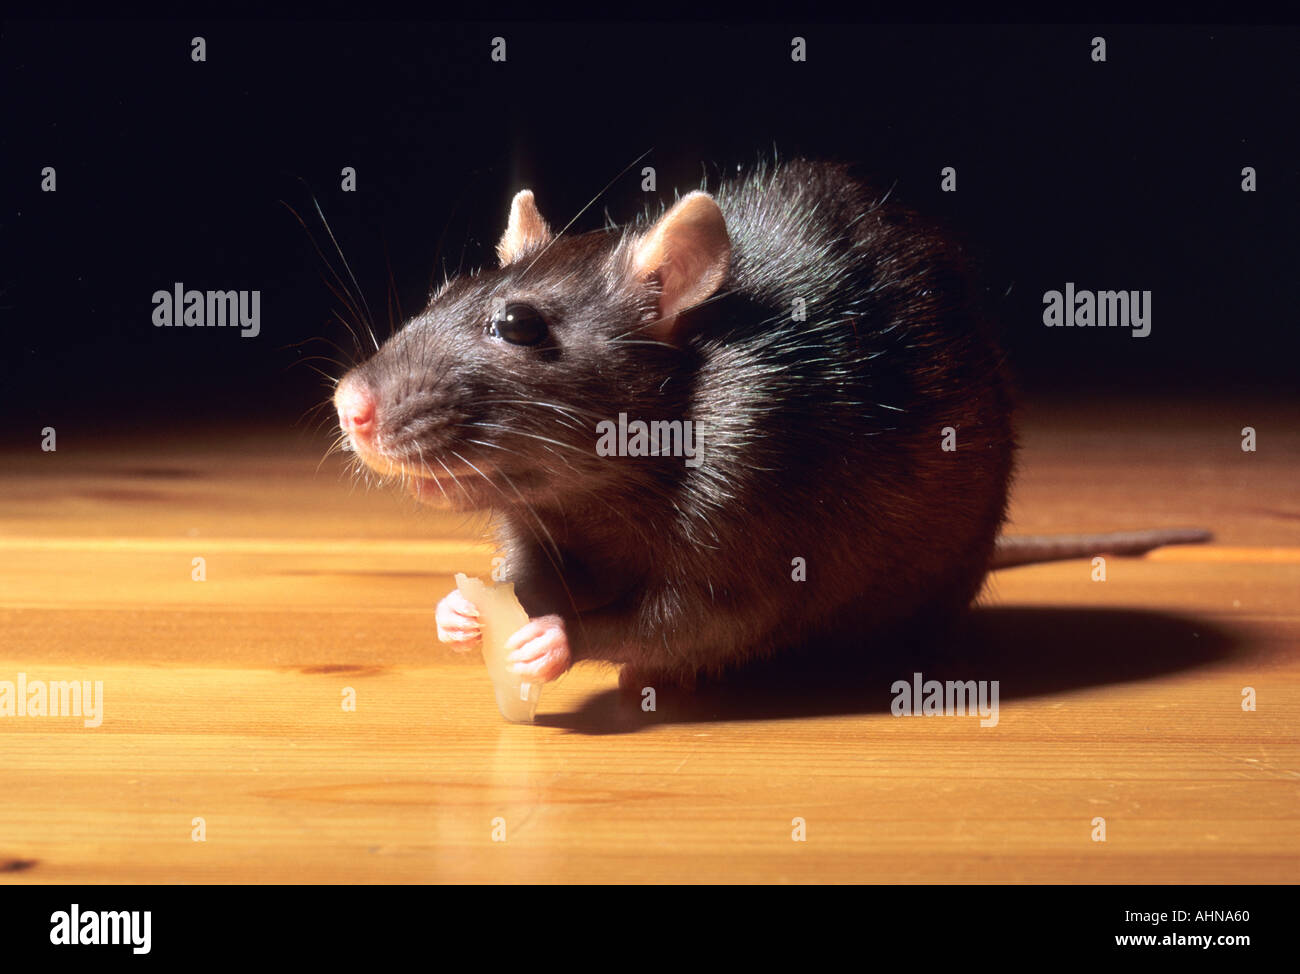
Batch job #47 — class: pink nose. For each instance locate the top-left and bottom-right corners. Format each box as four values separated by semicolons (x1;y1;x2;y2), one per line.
335;377;375;438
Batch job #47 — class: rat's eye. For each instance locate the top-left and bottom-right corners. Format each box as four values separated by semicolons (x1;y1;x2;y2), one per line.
488;303;548;346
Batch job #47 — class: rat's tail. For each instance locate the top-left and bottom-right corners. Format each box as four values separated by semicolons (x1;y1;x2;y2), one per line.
990;528;1212;570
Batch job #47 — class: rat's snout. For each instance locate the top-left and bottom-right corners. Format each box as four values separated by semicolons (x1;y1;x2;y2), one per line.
335;374;376;443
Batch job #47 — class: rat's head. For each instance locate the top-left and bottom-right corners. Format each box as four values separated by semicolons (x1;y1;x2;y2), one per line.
334;186;731;511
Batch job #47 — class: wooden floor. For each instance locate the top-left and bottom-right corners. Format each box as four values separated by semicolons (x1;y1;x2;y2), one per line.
1;397;1297;884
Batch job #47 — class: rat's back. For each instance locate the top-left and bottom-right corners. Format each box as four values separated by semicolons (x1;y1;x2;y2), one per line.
658;160;1016;671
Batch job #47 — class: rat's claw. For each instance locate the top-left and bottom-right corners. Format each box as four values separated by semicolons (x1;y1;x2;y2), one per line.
503;615;571;682
436;589;482;650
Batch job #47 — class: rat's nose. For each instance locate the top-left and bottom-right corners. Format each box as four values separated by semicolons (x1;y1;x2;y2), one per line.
335;376;376;440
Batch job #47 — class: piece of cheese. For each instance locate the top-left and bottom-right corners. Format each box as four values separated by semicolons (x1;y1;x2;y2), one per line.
455;573;540;723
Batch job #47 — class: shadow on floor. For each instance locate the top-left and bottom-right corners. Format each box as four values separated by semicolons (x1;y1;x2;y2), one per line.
539;605;1247;735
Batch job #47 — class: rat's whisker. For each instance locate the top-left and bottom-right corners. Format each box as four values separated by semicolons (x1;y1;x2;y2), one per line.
433;455;474;507
518;147;654;280
413;444;451;506
306;188;380;352
449;450;562;568
282;195;371;357
455;454;583;622
280;336;355;366
463;422;587;457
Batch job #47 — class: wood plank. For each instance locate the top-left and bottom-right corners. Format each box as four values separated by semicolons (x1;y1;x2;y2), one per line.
1;400;1296;883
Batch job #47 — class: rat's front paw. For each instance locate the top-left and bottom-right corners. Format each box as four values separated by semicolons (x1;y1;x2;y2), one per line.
503;615;571;682
436;589;481;650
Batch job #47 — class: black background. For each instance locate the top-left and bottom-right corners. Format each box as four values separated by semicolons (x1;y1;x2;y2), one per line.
0;882;1284;959
2;20;1296;438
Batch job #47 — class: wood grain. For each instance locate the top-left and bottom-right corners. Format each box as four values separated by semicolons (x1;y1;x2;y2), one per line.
1;398;1297;884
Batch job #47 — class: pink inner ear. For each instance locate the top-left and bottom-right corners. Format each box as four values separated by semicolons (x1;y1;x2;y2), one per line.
635;191;731;333
497;190;552;266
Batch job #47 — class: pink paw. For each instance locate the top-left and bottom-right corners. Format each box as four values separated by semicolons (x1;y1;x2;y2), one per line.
503;615;571;682
436;589;481;650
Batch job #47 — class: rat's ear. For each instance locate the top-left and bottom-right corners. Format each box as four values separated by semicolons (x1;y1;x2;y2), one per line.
496;190;553;266
634;191;731;341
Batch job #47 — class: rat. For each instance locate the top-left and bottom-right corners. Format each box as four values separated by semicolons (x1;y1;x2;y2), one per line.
332;159;1210;689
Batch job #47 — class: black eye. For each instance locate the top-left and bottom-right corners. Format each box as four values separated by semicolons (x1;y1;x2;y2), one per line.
489;303;548;346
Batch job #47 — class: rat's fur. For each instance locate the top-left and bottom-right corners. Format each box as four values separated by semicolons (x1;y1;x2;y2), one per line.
342;160;1016;681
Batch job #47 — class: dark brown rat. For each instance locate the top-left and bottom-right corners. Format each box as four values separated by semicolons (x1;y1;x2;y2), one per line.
332;159;1209;688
